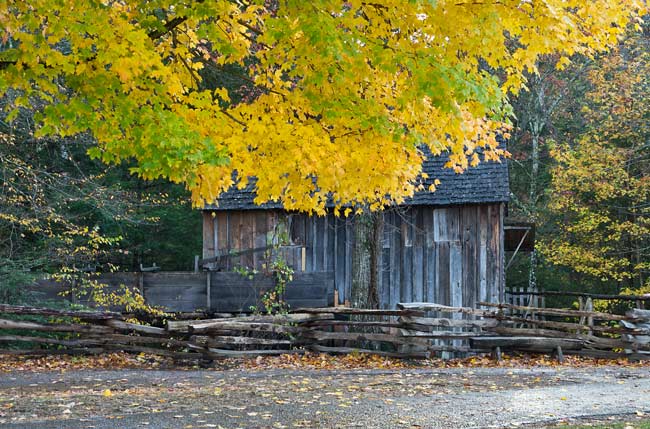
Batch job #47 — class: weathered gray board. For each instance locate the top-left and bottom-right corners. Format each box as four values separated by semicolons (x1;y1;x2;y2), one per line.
143;272;207;312
376;204;505;310
30;272;333;313
208;272;334;312
27;273;140;304
202;203;505;310
203;210;355;306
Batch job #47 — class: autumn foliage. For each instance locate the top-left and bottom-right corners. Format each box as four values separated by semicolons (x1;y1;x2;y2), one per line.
0;1;644;212
543;29;650;292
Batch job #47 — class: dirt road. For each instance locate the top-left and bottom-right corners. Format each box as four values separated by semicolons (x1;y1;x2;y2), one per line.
1;366;649;428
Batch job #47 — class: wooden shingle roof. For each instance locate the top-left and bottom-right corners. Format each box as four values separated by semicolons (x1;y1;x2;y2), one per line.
203;149;509;211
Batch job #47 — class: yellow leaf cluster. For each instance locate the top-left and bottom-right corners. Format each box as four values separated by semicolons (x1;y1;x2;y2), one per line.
1;1;644;212
541;28;650;288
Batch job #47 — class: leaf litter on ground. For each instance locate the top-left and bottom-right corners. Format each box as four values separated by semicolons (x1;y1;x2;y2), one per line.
1;351;649;373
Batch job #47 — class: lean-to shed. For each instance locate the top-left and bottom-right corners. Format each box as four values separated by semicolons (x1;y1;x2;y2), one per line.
201;152;509;310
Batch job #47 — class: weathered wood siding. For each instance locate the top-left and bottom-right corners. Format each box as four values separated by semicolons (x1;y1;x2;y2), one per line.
377;204;505;309
289;214;355;306
203;203;505;309
31;272;332;312
202;210;302;270
202;210;353;305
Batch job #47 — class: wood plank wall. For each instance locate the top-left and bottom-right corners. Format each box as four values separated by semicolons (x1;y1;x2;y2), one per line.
203;210;300;270
289;214;355;306
202;210;353;304
202;203;504;309
31;272;332;313
377;204;504;309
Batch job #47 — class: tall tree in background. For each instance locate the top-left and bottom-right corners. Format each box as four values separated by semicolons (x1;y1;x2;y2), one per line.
507;57;589;292
1;1;643;213
542;28;650;294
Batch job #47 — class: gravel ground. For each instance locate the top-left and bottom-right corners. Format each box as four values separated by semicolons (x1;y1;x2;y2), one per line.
0;366;649;428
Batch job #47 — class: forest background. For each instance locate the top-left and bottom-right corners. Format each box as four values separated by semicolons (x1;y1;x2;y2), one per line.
0;1;648;307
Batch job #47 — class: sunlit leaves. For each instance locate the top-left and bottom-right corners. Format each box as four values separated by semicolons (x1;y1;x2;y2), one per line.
1;0;644;212
542;28;650;288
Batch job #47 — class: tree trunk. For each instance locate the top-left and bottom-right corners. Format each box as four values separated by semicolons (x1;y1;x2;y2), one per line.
368;213;382;309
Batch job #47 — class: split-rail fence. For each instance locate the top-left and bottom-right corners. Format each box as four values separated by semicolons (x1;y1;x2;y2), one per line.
1;302;649;361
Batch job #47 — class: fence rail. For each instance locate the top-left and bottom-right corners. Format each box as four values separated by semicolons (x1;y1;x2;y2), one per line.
505;288;650;320
2;303;649;361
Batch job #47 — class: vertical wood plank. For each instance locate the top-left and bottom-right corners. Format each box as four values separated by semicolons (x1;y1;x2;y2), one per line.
228;211;241;267
446;207;461;242
449;242;463;309
498;203;506;303
375;214;384;308
316;216;327;271
344;218;354;303
241;213;254;268
426;243;437;303
265;211;274;246
202;212;215;259
215;212;229;268
401;210;413;303
290;213;306;246
335;217;346;304
436;242;450;306
461;206;478;309
380;212;391;309
433;208;446;242
253;211;267;270
323;215;332;272
322;214;332;271
449;240;463;353
206;272;211;310
390;212;402;308
213;216;218;261
304;215;314;272
215;213;227;254
486;204;499;303
479;205;488;303
413;208;424;302
424;208;435;303
424;208;434;248
312;216;320;271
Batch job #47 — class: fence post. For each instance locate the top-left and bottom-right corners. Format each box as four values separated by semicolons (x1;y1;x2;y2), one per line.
206;272;211;311
585;297;593;327
138;272;144;298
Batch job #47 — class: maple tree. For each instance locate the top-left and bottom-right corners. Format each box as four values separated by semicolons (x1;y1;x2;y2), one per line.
542;28;650;292
0;1;645;213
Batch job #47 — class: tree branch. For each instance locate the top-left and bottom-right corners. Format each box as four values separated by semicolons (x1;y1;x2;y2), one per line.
148;16;188;40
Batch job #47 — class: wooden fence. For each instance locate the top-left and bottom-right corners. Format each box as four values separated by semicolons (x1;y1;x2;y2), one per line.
29;271;334;313
1;302;649;361
507;289;649;310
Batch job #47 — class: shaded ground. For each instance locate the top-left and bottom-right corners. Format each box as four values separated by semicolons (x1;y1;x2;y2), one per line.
1;363;649;428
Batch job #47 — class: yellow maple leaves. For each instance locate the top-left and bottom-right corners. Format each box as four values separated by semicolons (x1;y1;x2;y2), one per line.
0;0;645;212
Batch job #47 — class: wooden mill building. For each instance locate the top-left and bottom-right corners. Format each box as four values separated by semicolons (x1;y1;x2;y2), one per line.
201;151;509;310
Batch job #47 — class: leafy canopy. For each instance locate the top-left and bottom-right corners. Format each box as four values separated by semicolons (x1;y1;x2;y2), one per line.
0;1;644;213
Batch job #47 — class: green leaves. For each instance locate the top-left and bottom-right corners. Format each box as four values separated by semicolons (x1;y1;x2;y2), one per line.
0;0;642;212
